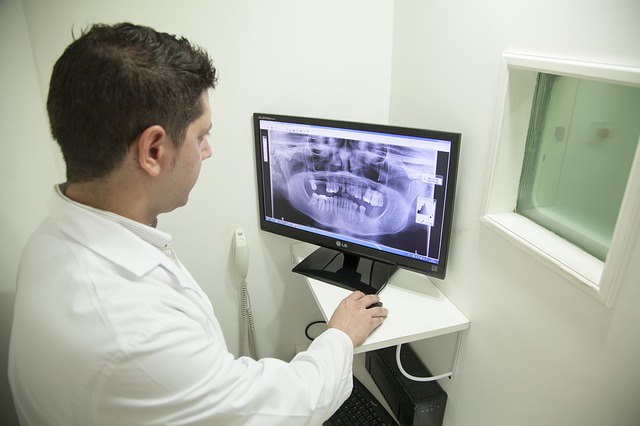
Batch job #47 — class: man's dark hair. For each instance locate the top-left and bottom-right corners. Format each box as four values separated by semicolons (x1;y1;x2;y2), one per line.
47;22;217;182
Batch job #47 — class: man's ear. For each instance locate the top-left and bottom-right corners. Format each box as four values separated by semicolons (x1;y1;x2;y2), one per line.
136;125;169;177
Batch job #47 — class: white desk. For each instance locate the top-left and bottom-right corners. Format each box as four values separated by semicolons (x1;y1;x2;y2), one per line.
291;243;470;354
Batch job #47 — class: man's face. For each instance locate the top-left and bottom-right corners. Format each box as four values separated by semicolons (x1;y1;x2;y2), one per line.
166;92;212;210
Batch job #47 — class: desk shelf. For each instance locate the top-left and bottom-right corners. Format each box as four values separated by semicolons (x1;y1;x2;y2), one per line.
291;243;470;354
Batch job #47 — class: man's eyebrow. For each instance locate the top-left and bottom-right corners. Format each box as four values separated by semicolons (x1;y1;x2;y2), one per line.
200;123;212;136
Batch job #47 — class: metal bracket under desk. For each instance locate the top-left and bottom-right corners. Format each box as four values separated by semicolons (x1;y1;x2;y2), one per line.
449;329;465;379
291;243;470;376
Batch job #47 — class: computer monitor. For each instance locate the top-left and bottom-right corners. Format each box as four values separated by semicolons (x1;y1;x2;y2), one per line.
253;113;461;295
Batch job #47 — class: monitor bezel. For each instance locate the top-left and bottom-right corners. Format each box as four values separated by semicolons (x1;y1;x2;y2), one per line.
253;112;461;281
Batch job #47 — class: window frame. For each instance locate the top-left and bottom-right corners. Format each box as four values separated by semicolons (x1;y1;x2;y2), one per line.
481;52;640;307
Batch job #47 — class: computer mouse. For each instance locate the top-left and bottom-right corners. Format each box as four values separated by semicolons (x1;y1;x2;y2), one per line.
367;301;383;309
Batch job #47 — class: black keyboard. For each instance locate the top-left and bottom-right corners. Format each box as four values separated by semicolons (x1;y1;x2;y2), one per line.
324;376;399;426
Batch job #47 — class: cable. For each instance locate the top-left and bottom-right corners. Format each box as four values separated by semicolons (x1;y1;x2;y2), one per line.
395;344;452;382
304;320;327;341
240;276;258;359
233;227;257;358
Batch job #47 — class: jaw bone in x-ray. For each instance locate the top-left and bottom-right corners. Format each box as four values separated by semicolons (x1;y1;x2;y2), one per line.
269;131;438;238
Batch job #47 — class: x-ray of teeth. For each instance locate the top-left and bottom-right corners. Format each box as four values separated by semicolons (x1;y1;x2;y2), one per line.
268;130;439;242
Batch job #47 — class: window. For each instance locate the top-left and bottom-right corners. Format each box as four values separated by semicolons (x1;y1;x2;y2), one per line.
481;53;640;307
517;73;640;261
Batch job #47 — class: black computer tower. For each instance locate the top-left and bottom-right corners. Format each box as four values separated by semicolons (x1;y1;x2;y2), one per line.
366;344;447;426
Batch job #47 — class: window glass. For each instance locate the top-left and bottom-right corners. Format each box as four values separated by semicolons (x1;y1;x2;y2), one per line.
517;74;640;261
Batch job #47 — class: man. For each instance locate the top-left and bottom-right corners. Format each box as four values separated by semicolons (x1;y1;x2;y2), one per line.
8;23;388;425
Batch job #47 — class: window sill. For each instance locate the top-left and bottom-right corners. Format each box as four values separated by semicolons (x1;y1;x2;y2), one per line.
480;212;603;296
519;205;610;262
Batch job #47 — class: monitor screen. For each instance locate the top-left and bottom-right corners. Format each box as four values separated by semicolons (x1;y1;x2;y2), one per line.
254;113;461;294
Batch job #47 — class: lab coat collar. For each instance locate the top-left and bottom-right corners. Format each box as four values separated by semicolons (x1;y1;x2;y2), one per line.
48;185;175;278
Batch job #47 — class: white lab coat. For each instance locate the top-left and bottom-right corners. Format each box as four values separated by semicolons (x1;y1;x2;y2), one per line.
8;186;353;426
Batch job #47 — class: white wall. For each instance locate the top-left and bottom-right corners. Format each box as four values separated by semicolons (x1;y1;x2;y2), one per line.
389;1;640;425
0;1;60;423
3;0;639;425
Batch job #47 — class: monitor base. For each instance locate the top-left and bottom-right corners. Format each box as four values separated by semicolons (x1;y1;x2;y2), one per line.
293;247;397;295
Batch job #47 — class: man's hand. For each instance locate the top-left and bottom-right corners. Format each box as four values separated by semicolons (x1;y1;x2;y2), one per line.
327;291;388;347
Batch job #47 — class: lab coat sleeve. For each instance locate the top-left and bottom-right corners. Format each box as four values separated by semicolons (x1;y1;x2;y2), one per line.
229;329;354;426
93;305;353;426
